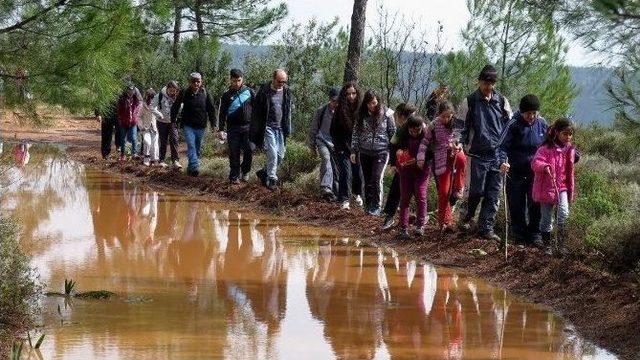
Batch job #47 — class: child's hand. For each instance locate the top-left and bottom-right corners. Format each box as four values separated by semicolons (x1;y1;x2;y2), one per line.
500;163;510;174
544;165;552;175
417;160;424;170
350;153;357;164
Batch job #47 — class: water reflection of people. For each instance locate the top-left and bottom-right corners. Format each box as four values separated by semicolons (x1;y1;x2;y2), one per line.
13;141;31;167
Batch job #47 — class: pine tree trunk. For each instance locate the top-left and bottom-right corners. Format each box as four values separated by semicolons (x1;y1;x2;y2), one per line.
172;5;182;63
343;0;368;84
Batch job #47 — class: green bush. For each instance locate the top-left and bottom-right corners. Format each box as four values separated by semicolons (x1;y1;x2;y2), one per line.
280;141;317;183
575;124;640;163
587;214;640;274
0;218;39;357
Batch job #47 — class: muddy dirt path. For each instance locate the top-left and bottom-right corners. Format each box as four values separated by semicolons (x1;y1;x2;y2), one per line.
3;116;639;359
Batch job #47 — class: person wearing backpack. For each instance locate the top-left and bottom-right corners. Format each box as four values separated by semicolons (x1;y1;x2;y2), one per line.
381;102;417;230
170;72;216;177
497;94;548;247
153;80;182;169
429;101;467;233
218;69;256;184
308;86;340;200
456;65;513;242
117;84;142;163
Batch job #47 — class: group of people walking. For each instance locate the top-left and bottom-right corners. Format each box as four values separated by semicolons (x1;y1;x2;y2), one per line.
98;64;578;257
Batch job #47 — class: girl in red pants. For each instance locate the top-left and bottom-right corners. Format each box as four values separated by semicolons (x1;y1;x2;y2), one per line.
429;101;467;232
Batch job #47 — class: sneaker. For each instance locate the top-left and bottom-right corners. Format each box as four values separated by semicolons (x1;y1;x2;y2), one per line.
414;226;425;236
143;157;151;166
158;162;168;168
241;173;250;182
367;207;381;217
479;230;501;243
340;201;350;210
256;169;267;186
398;228;410;239
321;188;336;201
230;178;241;185
266;178;277;190
381;215;395;230
173;160;183;169
353;195;363;208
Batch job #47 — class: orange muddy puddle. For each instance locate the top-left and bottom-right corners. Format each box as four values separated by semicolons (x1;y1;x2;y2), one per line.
0;149;616;359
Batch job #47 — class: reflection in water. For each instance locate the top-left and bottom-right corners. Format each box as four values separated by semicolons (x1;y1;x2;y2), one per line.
0;151;616;360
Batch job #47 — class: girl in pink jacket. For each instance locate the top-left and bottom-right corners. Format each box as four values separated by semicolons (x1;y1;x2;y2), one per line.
531;118;577;255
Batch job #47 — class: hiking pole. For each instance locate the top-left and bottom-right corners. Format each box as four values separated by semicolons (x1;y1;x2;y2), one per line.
502;171;509;260
550;170;561;256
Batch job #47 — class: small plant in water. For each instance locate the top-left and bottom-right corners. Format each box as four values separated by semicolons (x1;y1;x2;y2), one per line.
27;332;45;349
64;279;76;295
11;342;22;360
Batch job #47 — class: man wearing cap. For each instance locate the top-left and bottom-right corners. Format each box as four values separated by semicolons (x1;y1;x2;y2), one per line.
251;69;293;190
497;94;548;247
456;64;513;242
308;87;340;200
170;72;216;177
218;69;255;184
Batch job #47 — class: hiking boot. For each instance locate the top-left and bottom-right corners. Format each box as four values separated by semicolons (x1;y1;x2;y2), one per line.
414;226;425;237
479;230;501;243
241;172;250;182
398;228;410;239
321;188;336;201
353;195;364;208
340;201;350;210
173;160;183;169
256;169;267;186
367;207;381;217
381;215;395;230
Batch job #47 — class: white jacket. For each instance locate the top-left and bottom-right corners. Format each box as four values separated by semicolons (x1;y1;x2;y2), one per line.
139;102;163;132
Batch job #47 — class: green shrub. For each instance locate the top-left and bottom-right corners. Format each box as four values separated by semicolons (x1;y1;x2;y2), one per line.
587;214;640;274
0;218;39;357
280;141;317;183
282;168;320;195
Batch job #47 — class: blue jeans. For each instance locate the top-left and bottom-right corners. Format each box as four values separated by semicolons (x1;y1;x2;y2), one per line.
336;151;352;202
119;125;137;156
317;141;334;191
540;191;569;233
183;125;205;173
263;126;285;181
465;157;503;234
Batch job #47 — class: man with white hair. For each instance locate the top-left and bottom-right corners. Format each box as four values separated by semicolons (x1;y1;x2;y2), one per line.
170;72;216;177
250;69;293;190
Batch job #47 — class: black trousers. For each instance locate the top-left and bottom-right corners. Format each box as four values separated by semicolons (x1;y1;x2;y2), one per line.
157;122;180;162
359;152;389;211
383;172;400;217
506;171;541;242
227;127;253;180
101;120;121;158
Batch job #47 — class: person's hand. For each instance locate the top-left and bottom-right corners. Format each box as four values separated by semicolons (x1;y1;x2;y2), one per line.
388;165;396;173
96;115;102;123
350;153;357;164
417;160;424;170
500;163;510;174
217;131;227;141
544;165;552;175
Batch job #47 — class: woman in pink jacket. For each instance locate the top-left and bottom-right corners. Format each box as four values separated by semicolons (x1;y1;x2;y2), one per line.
531;118;577;256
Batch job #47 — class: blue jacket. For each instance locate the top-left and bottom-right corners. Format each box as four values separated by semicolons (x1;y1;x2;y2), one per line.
498;111;548;174
461;90;510;159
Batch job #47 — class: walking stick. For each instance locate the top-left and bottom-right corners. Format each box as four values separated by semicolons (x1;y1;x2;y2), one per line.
550;170;561;256
502;171;509;260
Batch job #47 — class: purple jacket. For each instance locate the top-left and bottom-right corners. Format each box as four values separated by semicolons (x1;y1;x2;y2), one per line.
531;144;576;204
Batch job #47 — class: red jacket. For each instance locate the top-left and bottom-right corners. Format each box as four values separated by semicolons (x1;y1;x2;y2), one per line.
117;94;141;128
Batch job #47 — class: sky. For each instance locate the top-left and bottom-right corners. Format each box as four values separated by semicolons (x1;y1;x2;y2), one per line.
282;0;605;67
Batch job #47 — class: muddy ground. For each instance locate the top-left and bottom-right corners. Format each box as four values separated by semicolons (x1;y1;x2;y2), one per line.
3;115;639;359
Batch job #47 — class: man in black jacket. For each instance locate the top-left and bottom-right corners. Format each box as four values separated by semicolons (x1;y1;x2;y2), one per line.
250;69;293;189
218;69;255;184
95;99;120;160
170;72;216;177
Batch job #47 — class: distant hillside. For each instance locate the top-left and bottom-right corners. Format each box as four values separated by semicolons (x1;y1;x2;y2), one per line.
222;43;616;124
